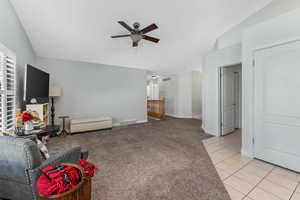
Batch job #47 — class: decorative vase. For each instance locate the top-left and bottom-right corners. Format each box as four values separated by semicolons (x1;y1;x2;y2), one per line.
24;121;34;131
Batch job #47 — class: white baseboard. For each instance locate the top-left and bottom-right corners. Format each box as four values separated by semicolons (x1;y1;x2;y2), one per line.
136;119;148;124
202;126;210;135
165;113;177;118
113;119;148;127
202;126;218;136
177;115;193;118
192;114;202;119
241;148;254;159
166;113;193;119
112;123;121;127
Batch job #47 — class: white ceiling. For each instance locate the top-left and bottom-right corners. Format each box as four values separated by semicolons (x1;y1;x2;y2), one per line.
10;0;272;73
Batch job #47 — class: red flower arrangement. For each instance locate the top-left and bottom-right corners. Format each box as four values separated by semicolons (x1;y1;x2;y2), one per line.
22;111;34;122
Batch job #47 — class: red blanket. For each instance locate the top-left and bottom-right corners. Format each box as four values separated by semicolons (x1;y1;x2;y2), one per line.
37;160;97;196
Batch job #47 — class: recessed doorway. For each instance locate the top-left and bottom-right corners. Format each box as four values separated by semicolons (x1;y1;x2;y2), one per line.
219;64;242;136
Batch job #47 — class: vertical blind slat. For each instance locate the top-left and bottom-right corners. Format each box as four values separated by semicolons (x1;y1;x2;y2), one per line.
0;52;16;132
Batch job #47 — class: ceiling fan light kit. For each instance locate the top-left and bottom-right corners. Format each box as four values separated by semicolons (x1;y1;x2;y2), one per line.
111;21;160;47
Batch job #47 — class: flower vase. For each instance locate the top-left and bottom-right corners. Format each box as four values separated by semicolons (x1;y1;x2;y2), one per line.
24;121;34;131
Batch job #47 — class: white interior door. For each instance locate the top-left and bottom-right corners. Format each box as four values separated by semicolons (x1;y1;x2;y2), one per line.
234;72;241;128
221;67;236;135
254;40;300;172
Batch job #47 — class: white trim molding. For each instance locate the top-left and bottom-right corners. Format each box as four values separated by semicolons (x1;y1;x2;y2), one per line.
202;125;218;136
136;119;148;124
113;119;148;127
241;148;254;158
192;114;202;119
166;113;193;119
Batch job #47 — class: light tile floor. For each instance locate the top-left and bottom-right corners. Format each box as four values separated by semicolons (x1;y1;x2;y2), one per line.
203;130;300;200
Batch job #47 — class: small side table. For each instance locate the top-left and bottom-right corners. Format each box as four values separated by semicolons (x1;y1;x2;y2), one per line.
18;125;60;138
59;116;70;136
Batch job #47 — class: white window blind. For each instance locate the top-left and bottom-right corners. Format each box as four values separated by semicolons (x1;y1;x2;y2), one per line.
0;51;16;132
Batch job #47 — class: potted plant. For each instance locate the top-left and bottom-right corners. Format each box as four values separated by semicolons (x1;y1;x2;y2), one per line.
22;111;39;131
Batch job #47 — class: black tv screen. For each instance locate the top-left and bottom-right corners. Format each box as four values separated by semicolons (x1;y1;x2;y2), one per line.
24;65;49;103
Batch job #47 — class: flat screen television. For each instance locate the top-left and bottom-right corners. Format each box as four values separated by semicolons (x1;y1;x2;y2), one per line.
24;64;50;104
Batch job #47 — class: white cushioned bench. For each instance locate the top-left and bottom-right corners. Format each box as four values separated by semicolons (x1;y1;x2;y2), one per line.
70;117;112;133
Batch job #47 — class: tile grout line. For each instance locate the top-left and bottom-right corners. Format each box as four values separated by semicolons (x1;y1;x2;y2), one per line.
241;167;276;200
204;136;240;148
217;155;274;199
215;156;255;198
207;142;241;155
203;140;240;153
212;149;241;165
203;136;241;155
288;181;300;200
213;154;240;166
263;172;299;193
207;132;300;200
258;186;287;200
202;139;224;147
253;161;300;196
220;156;254;182
224;184;247;200
206;133;285;199
219;163;260;199
217;150;299;199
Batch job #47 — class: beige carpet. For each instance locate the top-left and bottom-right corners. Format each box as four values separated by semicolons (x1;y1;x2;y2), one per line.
49;117;231;200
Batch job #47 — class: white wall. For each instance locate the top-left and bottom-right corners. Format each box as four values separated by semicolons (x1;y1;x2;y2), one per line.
36;57;147;125
203;6;300;158
0;0;149;126
242;8;300;157
177;72;193;118
0;0;36;107
217;0;300;49
202;44;241;135
192;71;202;119
160;71;202;119
159;75;178;116
204;0;300;125
147;79;159;100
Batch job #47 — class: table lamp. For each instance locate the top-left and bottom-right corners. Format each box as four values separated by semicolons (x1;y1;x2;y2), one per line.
49;87;61;126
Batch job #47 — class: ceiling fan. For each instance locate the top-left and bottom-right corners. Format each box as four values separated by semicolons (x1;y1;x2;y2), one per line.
111;21;160;47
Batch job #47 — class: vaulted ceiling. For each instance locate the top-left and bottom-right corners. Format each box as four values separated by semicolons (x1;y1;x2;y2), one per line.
10;0;272;73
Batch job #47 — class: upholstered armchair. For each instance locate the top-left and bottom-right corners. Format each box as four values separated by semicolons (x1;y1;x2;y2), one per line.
0;136;82;200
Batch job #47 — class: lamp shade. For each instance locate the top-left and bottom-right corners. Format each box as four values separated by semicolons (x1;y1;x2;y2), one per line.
49;87;61;97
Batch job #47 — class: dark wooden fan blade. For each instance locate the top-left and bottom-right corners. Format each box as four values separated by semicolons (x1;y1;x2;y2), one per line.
118;21;134;33
133;42;138;47
143;35;160;43
111;34;131;38
140;24;158;34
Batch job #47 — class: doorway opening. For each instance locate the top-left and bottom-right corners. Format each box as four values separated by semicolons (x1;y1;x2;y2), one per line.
147;74;166;120
219;64;242;136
